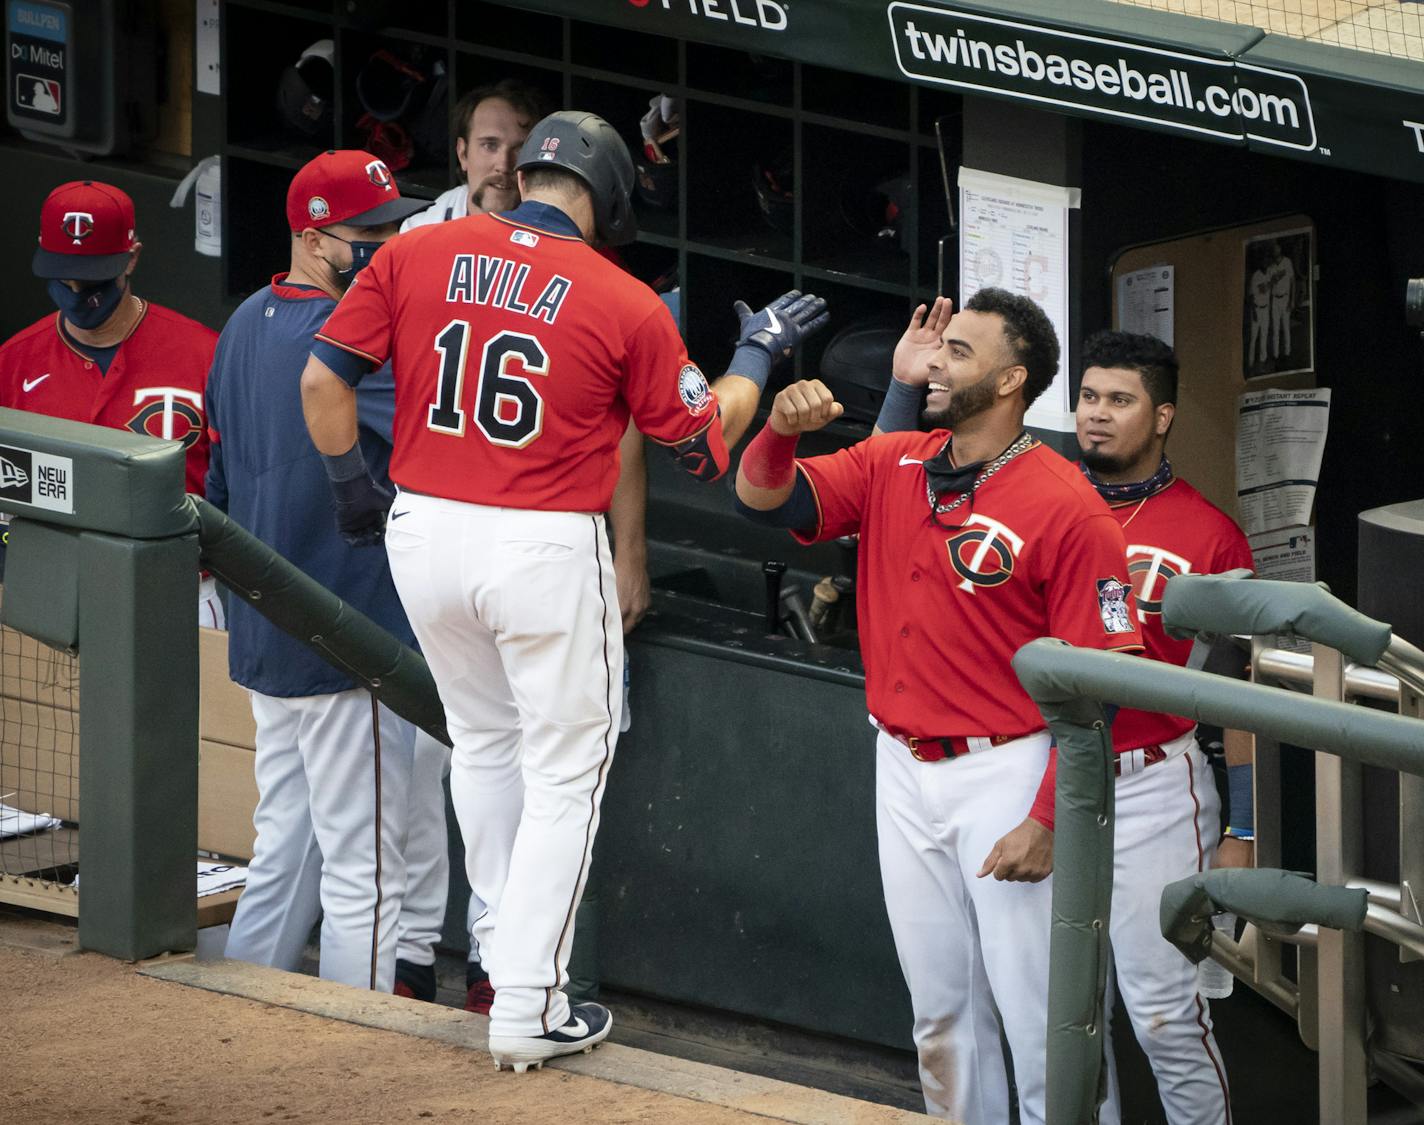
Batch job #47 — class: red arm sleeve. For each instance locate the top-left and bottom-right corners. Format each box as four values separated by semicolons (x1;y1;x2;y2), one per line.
789;441;874;545
313;241;397;366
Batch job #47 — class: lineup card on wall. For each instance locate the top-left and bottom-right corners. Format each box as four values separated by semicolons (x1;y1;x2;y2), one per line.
958;167;1079;432
1116;264;1174;345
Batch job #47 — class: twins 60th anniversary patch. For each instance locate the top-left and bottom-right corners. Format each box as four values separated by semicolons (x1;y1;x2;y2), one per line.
1097;576;1133;634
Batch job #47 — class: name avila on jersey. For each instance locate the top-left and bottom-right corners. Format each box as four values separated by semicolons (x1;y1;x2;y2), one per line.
445;254;572;325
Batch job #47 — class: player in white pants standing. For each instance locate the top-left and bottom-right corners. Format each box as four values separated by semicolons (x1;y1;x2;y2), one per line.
1077;331;1252;1124
301;111;824;1067
207;150;430;992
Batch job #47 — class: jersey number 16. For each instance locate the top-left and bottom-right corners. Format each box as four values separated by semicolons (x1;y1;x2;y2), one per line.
428;321;547;448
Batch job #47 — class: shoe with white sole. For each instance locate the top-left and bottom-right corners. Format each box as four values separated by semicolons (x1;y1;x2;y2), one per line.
489;1002;613;1073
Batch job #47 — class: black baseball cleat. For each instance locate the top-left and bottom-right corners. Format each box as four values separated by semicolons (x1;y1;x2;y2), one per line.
488;1002;613;1073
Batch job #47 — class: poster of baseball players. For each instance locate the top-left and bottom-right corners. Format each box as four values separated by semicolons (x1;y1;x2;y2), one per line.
1244;227;1313;378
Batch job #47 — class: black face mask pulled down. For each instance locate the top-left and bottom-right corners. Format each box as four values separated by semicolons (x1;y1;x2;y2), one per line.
48;277;126;330
922;440;986;502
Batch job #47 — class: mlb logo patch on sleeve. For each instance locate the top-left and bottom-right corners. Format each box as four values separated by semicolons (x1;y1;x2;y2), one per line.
1097;577;1133;634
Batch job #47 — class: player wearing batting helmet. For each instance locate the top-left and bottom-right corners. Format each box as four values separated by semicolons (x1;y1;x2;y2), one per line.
734;289;1141;1123
300;110;826;1071
208;150;440;995
0;180;221;623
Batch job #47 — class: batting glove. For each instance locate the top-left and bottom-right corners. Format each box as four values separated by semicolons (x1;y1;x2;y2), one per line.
734;290;830;362
330;473;395;547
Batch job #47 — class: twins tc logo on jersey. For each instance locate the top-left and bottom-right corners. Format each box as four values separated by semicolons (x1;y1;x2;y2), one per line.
1126;544;1192;621
366;159;394;189
62;211;94;243
126;388;205;450
1097;577;1134;634
678;364;712;413
944;514;1024;594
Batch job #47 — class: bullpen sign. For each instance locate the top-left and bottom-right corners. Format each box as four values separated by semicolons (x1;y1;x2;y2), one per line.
889;2;1316;152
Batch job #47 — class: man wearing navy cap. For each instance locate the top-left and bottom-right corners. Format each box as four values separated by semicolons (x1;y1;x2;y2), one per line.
0;180;222;623
205;150;435;993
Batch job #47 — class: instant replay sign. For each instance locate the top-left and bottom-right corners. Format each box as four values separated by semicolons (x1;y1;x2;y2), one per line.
0;441;73;514
889;3;1316;152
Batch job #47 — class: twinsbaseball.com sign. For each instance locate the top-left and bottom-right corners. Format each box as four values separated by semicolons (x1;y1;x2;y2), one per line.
888;2;1316;151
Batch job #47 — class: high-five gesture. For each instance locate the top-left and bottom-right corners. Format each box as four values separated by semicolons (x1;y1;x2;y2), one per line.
891;296;953;388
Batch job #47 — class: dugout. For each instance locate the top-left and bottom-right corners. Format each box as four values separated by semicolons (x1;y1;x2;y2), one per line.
2;0;1424;1115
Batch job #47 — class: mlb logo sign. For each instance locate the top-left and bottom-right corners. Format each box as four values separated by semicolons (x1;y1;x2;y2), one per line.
510;229;539;248
16;74;61;116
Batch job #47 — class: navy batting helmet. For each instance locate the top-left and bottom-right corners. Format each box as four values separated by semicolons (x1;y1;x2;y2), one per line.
516;111;637;246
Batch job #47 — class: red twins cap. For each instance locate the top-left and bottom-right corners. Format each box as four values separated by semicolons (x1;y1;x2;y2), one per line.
286;149;427;232
33;180;138;281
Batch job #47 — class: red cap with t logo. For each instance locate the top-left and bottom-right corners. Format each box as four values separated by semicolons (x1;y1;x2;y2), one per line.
33;180;138;281
286;149;427;232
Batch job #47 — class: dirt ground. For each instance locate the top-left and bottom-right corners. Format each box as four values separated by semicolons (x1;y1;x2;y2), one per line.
0;944;772;1125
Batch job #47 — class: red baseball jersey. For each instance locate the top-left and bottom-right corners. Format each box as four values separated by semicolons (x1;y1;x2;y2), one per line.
0;302;216;495
316;211;721;511
794;430;1142;737
1108;477;1254;752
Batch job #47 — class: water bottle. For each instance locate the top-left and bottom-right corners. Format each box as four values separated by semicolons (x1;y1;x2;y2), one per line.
1197;913;1237;999
169;155;222;258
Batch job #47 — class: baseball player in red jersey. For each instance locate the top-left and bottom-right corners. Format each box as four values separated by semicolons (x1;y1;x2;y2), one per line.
1076;331;1253;1125
299;111;825;1069
0;180;221;624
734;288;1140;1124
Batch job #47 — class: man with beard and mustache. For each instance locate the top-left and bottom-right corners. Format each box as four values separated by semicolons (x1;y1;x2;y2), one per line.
400;80;550;230
733;287;1140;1124
1074;330;1251;1125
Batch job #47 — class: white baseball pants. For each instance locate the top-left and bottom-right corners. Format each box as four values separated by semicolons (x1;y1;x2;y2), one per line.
199;575;225;630
225;689;414;992
396;732;489;968
1270;295;1291;356
385;493;621;1038
1248;308;1268;366
1109;734;1231;1125
876;729;1120;1125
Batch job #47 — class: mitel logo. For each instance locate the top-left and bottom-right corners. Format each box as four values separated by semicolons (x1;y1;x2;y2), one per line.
627;0;788;33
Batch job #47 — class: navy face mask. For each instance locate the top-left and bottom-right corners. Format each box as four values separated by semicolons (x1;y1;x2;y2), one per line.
320;231;383;279
49;276;126;330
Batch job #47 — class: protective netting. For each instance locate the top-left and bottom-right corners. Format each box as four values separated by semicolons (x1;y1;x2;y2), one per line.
1101;1;1424;63
0;617;80;905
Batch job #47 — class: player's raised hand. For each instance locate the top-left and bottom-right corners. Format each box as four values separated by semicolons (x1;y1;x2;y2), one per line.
891;296;953;389
769;379;843;436
976;816;1053;882
733;290;830;365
